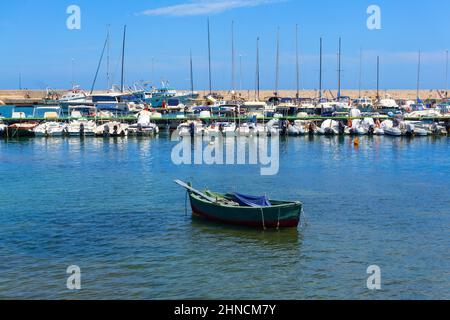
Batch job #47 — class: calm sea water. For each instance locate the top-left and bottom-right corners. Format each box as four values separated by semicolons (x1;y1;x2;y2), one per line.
0;134;448;300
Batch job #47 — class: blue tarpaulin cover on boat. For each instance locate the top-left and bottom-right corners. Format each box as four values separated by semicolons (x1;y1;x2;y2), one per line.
232;193;272;207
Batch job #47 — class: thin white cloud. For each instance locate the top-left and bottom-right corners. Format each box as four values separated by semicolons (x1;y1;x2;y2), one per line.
138;0;282;17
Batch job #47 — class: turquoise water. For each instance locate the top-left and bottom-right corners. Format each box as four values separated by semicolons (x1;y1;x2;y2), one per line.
0;135;449;299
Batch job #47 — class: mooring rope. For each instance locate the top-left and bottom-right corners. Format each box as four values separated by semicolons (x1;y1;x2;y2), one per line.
261;208;266;230
301;205;307;227
184;191;188;217
277;208;281;230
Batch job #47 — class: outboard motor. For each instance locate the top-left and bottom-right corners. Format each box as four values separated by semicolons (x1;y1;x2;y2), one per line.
137;123;143;133
445;120;450;134
281;120;288;136
393;118;400;127
219;123;224;133
338;121;345;135
79;123;85;136
308;122;315;135
405;123;414;136
368;125;375;136
103;124;110;136
113;124;119;136
189;122;195;138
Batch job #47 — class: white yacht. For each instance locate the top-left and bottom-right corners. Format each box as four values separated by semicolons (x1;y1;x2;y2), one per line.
58;86;90;107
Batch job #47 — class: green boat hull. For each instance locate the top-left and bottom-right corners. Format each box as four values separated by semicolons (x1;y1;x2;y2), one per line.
189;192;302;229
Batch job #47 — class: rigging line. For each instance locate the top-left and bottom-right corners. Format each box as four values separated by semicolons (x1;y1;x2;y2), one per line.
90;36;109;95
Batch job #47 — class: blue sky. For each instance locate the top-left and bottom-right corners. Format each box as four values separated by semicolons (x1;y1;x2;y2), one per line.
0;0;449;90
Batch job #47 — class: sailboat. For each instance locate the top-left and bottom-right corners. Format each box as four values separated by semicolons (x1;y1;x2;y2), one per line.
238;37;267;135
333;38;351;114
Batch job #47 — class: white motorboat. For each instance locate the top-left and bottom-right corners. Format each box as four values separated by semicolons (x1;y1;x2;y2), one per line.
0;122;8;136
205;122;237;136
373;127;385;135
353;97;374;113
96;121;129;136
287;120;306;136
221;122;237;136
377;98;401;115
266;119;280;136
382;120;402;136
384;127;402;136
33;122;67;137
177;120;204;137
242;101;268;120
405;109;441;118
317;119;340;135
58;87;90;107
413;126;428;136
236;123;253;137
128;111;159;136
67;120;97;136
349;119;366;135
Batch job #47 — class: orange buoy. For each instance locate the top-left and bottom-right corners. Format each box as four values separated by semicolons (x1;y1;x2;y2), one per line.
354;137;360;147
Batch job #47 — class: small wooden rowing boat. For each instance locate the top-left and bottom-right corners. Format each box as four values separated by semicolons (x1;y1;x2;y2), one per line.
175;180;303;229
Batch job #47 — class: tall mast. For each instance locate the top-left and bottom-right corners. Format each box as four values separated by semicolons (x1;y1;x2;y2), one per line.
358;47;362;98
71;58;75;89
121;25;127;93
90;34;109;95
275;27;280;96
295;24;300;100
190;50;194;95
256;37;260;101
417;50;421;101
376;56;380;101
151;56;155;87
231;20;235;92
207;18;212;95
337;37;342;99
239;54;243;91
319;37;323;99
106;25;110;89
445;49;448;98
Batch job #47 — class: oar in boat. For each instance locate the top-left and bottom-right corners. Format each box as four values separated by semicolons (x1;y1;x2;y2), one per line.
174;180;217;203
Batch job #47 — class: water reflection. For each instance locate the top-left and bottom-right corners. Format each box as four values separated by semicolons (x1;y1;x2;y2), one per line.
190;217;301;248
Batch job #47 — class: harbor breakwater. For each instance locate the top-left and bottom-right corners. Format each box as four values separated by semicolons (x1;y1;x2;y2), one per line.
0;89;447;106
